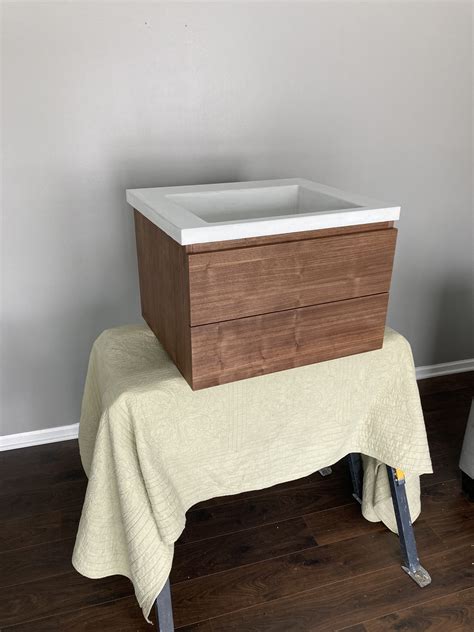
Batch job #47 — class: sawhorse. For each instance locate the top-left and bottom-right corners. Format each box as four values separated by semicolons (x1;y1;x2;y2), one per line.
346;452;431;588
154;453;431;631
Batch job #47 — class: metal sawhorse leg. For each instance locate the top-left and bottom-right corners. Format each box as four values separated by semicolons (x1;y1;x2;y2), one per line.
155;579;174;632
347;452;431;588
347;452;363;503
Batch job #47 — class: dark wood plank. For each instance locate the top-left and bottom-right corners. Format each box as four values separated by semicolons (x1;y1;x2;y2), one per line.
3;598;213;632
343;587;474;631
188;228;396;325
417;371;474;397
171;522;444;627
134;210;192;383
172;516;316;583
429;503;474;549
0;507;81;553
190;293;388;389
0;538;75;588
420;450;461;489
176;623;213;632
1;596;148;632
207;545;471;632
420;479;474;548
0;571;133;628
0;442;84;554
421;479;474;517
0;478;86;522
0;440;83;492
424;406;470;456
421;387;472;414
303;502;385;546
185;222;394;253
420;388;472;488
180;474;353;544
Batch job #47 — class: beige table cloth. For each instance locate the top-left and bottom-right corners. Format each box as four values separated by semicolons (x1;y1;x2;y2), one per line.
73;325;432;621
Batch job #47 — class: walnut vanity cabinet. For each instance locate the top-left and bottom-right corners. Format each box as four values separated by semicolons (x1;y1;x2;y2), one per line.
134;211;397;390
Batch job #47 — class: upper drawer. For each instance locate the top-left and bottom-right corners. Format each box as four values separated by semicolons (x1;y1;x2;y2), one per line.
188;228;397;326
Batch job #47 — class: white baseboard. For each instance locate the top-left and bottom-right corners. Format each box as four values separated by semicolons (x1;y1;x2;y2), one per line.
0;359;472;451
415;358;474;381
0;423;79;452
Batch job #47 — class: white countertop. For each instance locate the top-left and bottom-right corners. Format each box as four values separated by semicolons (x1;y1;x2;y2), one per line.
126;178;400;245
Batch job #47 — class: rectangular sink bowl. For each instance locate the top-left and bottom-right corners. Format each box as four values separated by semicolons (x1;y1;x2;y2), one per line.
126;178;400;245
166;184;358;223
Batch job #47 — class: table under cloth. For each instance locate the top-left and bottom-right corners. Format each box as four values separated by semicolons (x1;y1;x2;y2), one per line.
72;325;432;621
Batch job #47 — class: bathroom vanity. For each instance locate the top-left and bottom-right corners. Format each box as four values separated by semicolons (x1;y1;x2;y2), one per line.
128;179;399;389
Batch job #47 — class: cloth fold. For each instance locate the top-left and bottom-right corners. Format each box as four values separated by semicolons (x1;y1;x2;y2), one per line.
73;325;432;621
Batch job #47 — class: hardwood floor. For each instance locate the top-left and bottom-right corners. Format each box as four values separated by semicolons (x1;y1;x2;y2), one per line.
0;373;472;631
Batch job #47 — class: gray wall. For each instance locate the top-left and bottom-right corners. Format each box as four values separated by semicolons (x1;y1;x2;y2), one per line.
2;2;473;436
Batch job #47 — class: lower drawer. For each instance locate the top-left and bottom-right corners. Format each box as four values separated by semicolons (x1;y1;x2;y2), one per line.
189;293;389;389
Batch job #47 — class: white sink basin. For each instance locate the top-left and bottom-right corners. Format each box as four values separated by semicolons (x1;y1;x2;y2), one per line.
126;178;400;245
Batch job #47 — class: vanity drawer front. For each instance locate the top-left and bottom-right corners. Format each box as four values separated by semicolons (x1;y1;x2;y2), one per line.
189;293;388;390
188;228;397;326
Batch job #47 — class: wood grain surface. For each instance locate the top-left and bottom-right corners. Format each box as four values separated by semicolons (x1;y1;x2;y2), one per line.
345;588;474;631
134;211;192;382
188;228;397;325
135;211;396;389
190;293;388;389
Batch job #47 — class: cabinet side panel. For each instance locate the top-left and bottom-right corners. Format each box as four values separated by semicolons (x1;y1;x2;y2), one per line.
134;210;192;384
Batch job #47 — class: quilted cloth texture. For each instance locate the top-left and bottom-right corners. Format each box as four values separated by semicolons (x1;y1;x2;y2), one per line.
72;325;432;621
